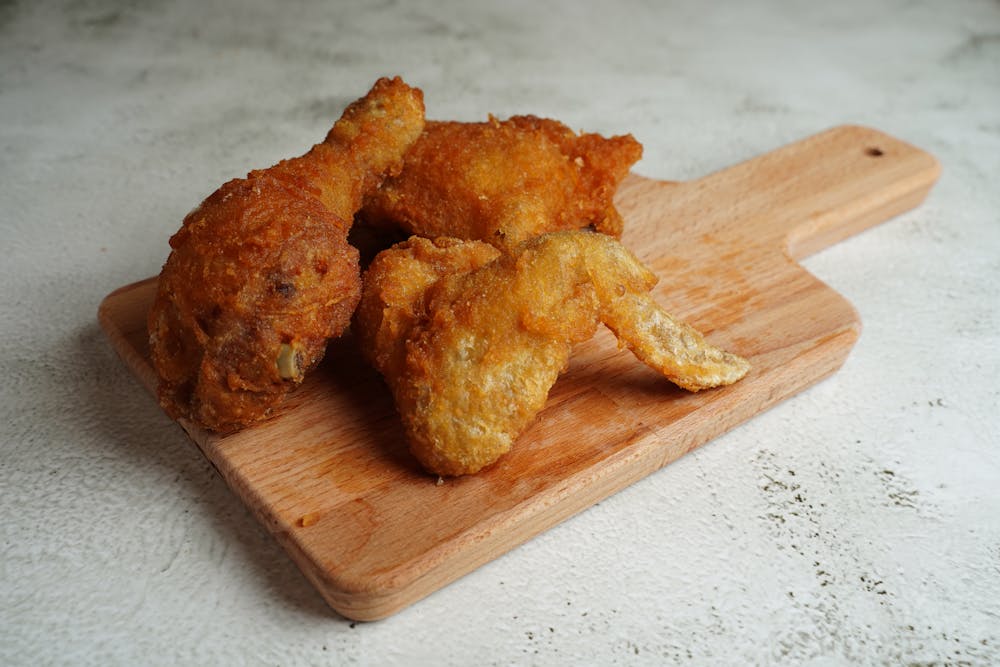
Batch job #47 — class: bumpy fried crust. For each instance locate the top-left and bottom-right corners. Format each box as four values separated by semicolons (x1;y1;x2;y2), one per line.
360;116;642;250
148;77;425;432
356;231;750;476
355;236;501;381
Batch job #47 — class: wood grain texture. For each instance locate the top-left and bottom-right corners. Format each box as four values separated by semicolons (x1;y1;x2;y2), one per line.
98;125;939;620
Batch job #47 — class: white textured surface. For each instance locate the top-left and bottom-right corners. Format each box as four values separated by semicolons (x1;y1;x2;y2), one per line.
2;0;998;664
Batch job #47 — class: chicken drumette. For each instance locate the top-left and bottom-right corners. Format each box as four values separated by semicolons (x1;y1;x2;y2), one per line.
149;77;425;432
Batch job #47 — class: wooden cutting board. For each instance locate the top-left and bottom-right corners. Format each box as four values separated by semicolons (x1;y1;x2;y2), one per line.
98;125;939;621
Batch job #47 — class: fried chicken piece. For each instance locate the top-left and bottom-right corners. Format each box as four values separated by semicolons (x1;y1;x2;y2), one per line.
353;236;502;382
148;77;425;432
355;232;750;476
360;116;642;251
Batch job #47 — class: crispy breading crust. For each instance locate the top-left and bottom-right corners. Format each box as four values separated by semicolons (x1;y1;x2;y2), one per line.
360;116;642;250
148;77;425;432
356;231;750;476
354;236;501;381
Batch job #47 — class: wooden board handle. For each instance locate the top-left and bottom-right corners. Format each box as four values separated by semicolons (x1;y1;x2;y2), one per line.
621;125;941;261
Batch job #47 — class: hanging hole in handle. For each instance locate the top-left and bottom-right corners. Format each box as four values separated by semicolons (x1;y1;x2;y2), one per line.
865;146;884;157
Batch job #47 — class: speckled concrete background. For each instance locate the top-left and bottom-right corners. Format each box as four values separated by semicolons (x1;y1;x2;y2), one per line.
2;0;998;664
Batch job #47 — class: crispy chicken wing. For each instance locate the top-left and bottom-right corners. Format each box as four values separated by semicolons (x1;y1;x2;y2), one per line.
148;77;425;432
360;116;642;251
355;232;750;476
353;236;502;382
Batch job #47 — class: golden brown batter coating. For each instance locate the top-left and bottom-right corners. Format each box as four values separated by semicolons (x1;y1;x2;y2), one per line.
353;236;501;382
356;231;750;476
360;116;642;251
148;77;425;432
